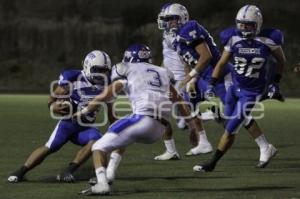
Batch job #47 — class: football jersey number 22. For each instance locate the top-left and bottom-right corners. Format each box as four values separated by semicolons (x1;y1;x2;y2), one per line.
234;57;265;78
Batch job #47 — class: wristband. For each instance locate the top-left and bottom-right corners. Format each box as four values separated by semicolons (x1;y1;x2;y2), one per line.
189;69;199;78
80;107;89;115
274;74;282;83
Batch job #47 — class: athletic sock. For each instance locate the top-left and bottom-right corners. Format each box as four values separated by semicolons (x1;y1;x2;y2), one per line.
66;162;79;174
198;131;210;145
107;152;122;180
95;167;107;184
255;134;269;150
210;149;224;165
164;139;177;154
13;166;29;178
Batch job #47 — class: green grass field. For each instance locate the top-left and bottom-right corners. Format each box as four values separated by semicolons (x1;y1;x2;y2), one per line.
0;95;299;199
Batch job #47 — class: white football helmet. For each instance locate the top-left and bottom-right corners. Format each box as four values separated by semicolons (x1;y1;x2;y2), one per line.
82;50;111;84
157;3;172;30
162;3;189;30
236;5;263;37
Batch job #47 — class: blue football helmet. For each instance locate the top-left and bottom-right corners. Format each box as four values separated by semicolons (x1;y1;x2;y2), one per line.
123;44;152;63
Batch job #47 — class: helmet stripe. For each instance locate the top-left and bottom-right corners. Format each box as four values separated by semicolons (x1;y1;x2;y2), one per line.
243;5;250;18
101;52;107;66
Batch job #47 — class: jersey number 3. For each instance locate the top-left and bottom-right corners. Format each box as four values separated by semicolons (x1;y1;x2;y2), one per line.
147;69;162;87
234;57;265;78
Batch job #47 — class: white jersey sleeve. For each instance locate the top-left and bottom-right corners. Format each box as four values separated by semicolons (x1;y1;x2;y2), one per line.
111;63;128;81
162;31;185;81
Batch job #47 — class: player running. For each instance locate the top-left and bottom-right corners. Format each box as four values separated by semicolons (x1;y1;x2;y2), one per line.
193;5;286;172
8;50;117;183
76;44;204;195
162;3;231;156
154;3;213;160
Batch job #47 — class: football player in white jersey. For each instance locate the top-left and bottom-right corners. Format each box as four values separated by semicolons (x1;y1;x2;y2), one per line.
7;50;120;183
154;3;213;161
76;44;205;195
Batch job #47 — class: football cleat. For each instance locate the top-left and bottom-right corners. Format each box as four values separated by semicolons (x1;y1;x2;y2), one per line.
79;182;111;196
186;142;213;156
88;177;114;186
56;172;75;183
154;151;180;160
7;175;21;183
88;177;97;186
256;144;278;168
193;162;216;172
79;187;94;196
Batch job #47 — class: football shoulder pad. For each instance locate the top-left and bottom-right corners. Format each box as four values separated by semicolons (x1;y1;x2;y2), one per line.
219;27;237;46
259;28;284;45
178;20;205;44
59;70;81;86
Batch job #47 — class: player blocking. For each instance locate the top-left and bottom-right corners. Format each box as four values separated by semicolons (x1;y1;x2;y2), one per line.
76;44;205;195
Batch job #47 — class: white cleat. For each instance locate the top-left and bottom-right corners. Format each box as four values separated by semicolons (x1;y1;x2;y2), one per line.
88;177;97;186
91;182;111;195
7;176;20;183
80;182;111;196
186;142;213;156
154;151;180;160
256;144;278;168
193;162;215;172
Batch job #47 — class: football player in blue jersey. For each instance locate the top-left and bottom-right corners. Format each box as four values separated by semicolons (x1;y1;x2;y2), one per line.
162;3;281;161
8;50;118;183
154;3;214;160
162;3;232;156
193;5;286;172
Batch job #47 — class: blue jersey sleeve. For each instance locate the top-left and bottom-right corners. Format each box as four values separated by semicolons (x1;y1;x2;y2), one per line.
177;20;206;46
58;70;81;86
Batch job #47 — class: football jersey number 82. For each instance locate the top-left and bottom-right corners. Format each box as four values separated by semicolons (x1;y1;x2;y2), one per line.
234;57;265;78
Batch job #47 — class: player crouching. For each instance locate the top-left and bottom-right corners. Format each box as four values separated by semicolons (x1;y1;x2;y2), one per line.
8;50;116;183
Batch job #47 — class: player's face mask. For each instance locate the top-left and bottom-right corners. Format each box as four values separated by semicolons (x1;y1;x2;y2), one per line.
237;21;257;38
164;15;181;31
89;66;110;85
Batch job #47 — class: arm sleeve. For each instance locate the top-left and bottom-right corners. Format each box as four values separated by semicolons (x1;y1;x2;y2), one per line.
111;63;128;82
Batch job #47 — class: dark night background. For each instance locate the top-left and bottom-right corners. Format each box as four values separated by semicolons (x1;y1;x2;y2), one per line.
0;0;299;95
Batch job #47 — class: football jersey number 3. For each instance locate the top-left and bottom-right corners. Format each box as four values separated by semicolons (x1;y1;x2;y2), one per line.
234;57;265;78
147;69;162;87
